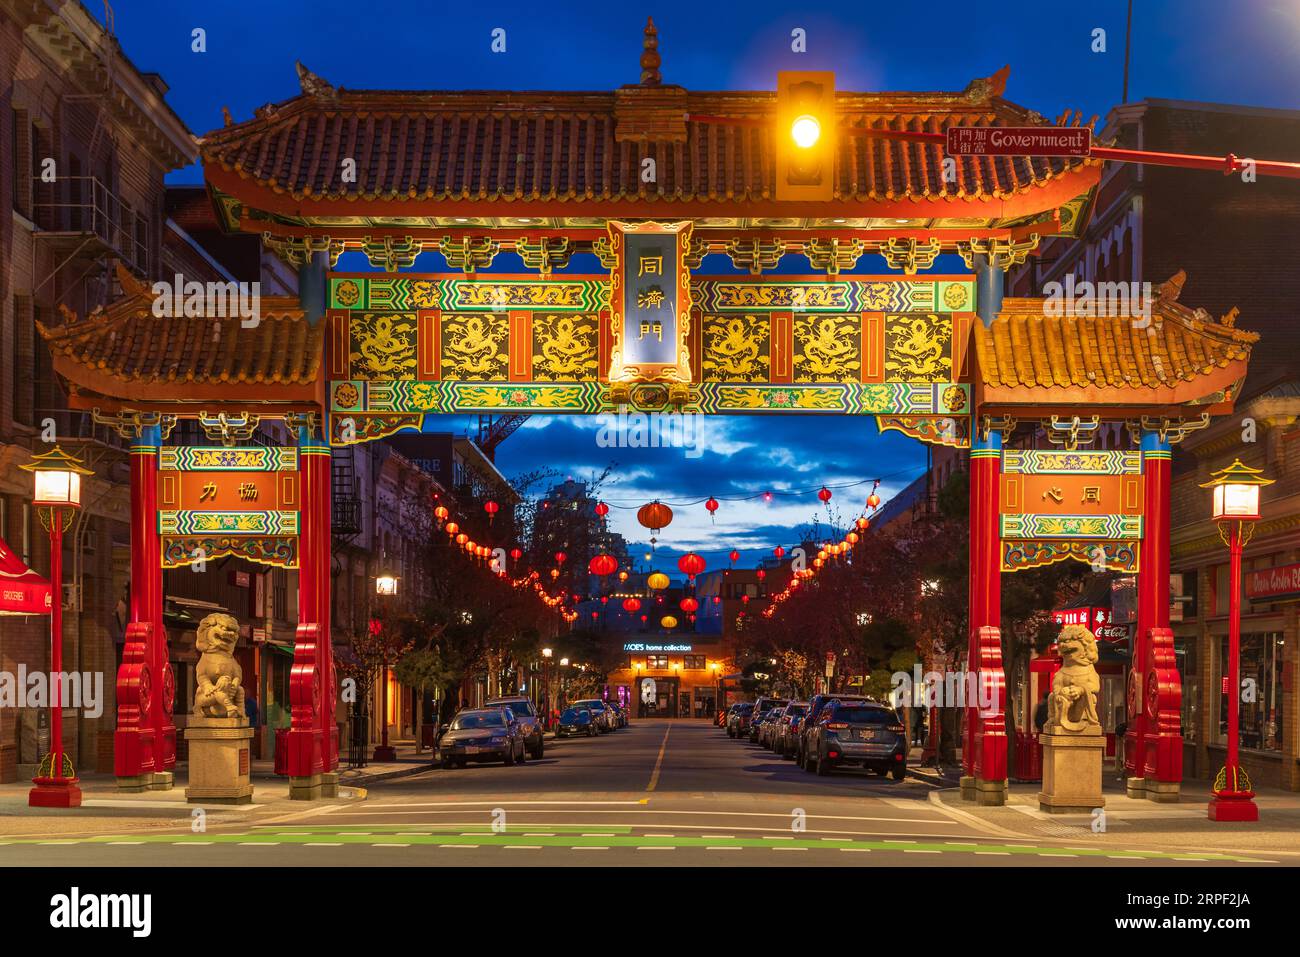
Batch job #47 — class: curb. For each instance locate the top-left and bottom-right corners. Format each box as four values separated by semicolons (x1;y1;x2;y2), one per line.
338;761;437;787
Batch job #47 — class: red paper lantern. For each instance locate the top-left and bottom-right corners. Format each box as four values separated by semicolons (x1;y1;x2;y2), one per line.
600;596;608;604
680;597;699;613
637;500;674;533
622;597;642;613
856;517;870;531
434;505;449;522
705;497;720;520
867;492;881;509
555;551;567;565
445;521;460;536
592;611;599;620
728;549;740;564
588;553;618;576
763;491;773;503
640;615;648;623
594;501;609;518
818;486;832;504
509;547;523;561
677;552;707;579
741;594;750;604
712;595;722;605
756;569;766;581
773;545;785;559
483;500;499;522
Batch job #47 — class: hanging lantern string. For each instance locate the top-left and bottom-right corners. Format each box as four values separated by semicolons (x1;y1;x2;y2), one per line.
597;465;922;509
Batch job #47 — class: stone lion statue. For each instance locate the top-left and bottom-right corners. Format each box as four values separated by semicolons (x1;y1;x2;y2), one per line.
194;612;246;721
1047;624;1101;734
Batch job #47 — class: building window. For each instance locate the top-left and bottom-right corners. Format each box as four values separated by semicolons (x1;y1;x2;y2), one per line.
11;109;30;215
683;655;705;670
1217;632;1284;753
646;655;668;670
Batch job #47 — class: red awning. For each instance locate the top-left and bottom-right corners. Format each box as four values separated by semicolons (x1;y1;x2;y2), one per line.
0;536;51;616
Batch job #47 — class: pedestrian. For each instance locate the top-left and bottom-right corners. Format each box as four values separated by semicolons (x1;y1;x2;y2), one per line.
913;706;927;746
1114;722;1127;781
1033;696;1049;734
245;690;259;729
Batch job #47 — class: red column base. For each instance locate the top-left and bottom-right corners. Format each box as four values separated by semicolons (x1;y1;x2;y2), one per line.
29;777;83;808
373;745;397;762
1208;791;1259;822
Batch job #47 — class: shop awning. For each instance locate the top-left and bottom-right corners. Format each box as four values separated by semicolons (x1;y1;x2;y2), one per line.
0;535;52;616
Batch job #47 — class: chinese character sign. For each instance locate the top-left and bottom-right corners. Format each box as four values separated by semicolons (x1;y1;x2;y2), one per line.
607;220;693;383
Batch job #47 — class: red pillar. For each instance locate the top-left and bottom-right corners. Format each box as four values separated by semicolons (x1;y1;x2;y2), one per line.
964;431;1007;804
115;423;174;791
1127;431;1181;801
287;430;336;798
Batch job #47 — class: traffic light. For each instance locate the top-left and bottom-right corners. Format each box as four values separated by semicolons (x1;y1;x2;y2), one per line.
775;70;836;202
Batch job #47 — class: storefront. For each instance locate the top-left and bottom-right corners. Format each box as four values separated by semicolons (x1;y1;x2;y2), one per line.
607;640;727;719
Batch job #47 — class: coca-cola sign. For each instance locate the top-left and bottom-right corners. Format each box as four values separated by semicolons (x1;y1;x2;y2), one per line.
1246;563;1300;603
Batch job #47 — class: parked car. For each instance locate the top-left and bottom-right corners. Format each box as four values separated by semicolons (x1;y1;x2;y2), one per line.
556;707;598;737
485;695;544;759
606;701;628;727
749;698;787;742
805;699;908;778
571;699;616;732
774;702;809;758
439;708;527;768
797;693;873;769
758;706;787;749
726;702;755;738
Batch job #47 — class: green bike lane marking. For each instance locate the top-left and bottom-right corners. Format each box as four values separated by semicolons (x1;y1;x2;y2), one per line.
4;829;1264;861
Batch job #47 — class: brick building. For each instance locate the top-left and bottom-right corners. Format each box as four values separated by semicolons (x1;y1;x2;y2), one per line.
0;0;194;781
1007;98;1300;791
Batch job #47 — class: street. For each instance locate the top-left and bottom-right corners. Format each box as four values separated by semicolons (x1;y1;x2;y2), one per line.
0;720;1278;867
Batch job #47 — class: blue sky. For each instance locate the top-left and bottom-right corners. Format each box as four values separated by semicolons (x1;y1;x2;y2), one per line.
97;0;1300;569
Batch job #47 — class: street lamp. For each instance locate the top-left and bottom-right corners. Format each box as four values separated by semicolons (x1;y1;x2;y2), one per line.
1201;458;1274;822
20;446;93;808
373;574;399;762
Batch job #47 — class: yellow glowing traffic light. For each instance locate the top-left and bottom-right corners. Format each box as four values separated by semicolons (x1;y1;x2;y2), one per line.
776;71;836;202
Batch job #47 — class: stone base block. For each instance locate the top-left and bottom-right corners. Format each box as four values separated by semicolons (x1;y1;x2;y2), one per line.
959;775;976;801
1143;779;1180;803
1038;732;1105;814
184;716;254;805
115;774;153;793
290;774;322;801
320;771;339;798
975;777;1008;806
1126;776;1146;799
150;770;174;791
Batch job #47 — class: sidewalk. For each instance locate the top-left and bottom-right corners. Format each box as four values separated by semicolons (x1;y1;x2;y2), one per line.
916;751;1300;859
331;739;439;786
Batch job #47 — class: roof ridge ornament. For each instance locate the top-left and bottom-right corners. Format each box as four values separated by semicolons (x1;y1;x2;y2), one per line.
963;65;1010;102
640;16;661;86
295;61;338;100
1156;269;1186;303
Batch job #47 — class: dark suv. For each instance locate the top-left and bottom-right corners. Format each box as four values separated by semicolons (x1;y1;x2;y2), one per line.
797;693;872;770
747;697;787;742
806;700;908;778
485;696;544;759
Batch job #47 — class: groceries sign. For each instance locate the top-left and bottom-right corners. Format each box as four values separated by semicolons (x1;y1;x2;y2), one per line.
1246;563;1300;603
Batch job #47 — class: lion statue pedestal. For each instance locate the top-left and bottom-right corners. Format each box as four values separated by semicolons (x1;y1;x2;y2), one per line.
184;614;254;805
1038;625;1106;815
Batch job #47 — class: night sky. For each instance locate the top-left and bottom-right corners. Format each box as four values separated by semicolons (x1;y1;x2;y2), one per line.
97;0;1300;570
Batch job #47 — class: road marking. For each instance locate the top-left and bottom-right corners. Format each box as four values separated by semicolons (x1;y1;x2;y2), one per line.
362;800;648;808
38;841;78;845
644;834;675;838
975;851;1011;856
772;846;807;851
239;842;277;846
175;841;212;845
504;845;542;850
107;841;144;845
702;834;735;839
840;848;872;853
945;841;978;846
305;842;342;847
646;723;672;792
1108;855;1144;860
637;846;675;851
438;844;476;849
582;833;617;837
572;847;609;851
522;832;555;837
904;849;940;854
1039;853;1077;858
377;843;410;847
924;790;1024;838
706;846;742;851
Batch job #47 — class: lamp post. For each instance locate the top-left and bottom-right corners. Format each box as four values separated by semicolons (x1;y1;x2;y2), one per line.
542;648;553;730
1201;459;1273;823
373;575;398;762
20;447;93;808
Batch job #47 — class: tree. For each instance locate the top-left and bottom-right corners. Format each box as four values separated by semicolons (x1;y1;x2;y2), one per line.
393;648;443;753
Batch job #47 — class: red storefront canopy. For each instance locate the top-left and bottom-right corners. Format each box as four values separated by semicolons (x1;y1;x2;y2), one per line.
0;536;51;616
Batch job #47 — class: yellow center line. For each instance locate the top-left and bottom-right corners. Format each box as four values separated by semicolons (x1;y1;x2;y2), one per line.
646;722;672;792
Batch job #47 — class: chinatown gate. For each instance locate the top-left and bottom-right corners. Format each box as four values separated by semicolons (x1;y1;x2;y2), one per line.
38;46;1257;803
